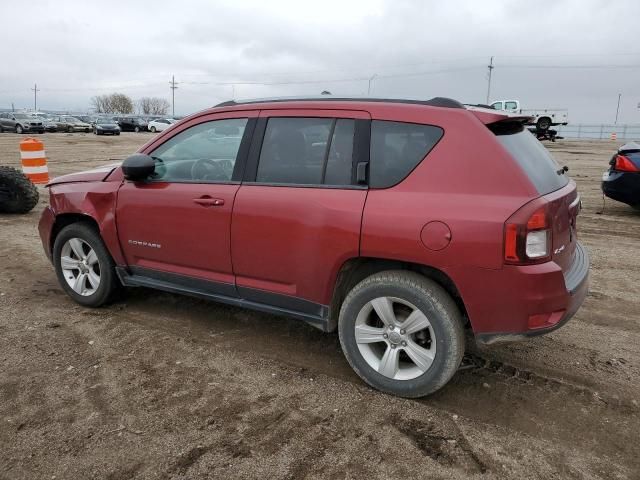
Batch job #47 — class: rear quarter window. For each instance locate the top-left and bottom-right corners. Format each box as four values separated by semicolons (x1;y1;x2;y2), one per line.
370;120;443;188
495;126;568;195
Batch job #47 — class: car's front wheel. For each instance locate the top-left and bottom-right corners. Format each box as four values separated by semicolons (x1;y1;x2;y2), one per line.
53;223;120;307
134;126;140;133
15;124;23;134
338;271;464;398
150;126;156;133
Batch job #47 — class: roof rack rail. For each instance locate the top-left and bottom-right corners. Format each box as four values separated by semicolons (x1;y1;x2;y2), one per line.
213;96;464;109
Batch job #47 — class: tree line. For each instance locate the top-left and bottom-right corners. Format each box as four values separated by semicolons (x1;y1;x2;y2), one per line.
90;93;171;115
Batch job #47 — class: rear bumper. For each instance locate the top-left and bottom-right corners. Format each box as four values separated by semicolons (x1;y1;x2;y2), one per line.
459;242;589;344
602;171;640;207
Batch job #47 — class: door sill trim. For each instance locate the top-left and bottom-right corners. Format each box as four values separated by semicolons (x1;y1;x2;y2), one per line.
115;266;329;331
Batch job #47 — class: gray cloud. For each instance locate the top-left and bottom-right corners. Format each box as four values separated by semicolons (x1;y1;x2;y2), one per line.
2;0;639;122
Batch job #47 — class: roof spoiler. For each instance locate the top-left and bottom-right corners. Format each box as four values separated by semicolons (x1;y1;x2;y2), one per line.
465;105;533;126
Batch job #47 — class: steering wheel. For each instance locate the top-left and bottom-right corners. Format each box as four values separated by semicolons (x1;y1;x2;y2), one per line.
191;158;228;181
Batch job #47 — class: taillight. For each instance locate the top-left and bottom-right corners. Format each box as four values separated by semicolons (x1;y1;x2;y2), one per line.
504;204;551;264
614;155;640;172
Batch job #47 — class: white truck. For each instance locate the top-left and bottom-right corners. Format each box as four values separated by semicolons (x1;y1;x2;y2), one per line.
490;99;569;131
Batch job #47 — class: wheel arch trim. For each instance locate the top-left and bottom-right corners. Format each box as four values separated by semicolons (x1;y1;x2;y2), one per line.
328;256;469;332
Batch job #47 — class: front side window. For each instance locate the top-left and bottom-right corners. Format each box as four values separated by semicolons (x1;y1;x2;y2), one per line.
256;117;355;186
150;118;248;183
369;120;443;188
504;101;518;110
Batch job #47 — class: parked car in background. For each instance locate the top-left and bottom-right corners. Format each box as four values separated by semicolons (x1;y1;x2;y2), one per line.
116;117;148;132
602;141;640;210
490;99;569;131
49;115;92;133
148;118;176;133
38;96;589;398
0;113;45;134
76;115;94;125
42;117;58;132
93;118;121;135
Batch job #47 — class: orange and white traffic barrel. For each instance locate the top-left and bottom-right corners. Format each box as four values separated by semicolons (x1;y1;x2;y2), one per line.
611;132;617;141
20;137;49;184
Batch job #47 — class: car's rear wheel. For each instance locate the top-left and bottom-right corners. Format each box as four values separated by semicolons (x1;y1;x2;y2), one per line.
53;223;119;307
67;126;73;133
536;117;551;131
338;270;464;398
15;125;23;134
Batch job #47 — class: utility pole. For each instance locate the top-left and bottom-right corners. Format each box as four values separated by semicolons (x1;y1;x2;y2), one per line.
169;75;178;117
368;74;377;96
31;83;39;111
485;57;494;104
615;93;622;124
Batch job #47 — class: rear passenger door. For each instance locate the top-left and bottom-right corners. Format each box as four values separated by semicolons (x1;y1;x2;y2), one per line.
231;109;370;316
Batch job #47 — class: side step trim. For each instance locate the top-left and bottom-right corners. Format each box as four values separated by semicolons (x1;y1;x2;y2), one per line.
115;266;329;331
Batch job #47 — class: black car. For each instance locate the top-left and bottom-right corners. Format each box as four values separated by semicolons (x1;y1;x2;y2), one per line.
602;142;640;210
93;118;121;135
116;117;148;133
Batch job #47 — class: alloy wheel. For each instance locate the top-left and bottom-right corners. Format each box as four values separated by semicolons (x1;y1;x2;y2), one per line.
60;238;101;296
355;296;436;380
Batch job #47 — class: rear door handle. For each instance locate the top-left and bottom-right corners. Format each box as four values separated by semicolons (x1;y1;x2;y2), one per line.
193;197;224;207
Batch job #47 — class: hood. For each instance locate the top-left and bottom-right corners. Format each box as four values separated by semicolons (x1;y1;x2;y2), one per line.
47;163;121;186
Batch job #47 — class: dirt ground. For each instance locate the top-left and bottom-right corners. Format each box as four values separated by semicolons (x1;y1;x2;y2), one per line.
0;132;639;480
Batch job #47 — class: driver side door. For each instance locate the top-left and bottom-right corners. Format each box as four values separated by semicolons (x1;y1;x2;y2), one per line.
116;111;257;295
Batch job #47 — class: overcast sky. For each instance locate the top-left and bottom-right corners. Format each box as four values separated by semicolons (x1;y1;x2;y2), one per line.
2;0;639;122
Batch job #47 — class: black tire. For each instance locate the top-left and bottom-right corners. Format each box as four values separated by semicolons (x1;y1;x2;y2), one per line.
0;166;39;214
0;125;4;133
15;124;23;134
150;126;156;133
134;126;140;133
536;117;551;131
67;126;73;133
53;223;120;307
338;270;464;398
115;132;120;136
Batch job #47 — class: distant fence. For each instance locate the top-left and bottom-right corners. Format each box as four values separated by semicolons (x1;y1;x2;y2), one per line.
555;124;640;140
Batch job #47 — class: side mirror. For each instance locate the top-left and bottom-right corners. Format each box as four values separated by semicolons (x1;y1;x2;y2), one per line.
122;154;155;181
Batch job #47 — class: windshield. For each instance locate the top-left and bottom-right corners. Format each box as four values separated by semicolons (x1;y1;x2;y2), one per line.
64;117;81;122
495;125;569;195
14;114;32;119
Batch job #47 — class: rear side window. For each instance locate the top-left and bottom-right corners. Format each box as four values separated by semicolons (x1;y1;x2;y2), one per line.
256;117;355;186
495;127;568;194
370;121;443;188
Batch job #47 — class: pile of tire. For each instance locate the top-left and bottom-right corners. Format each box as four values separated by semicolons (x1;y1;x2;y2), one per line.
0;166;39;214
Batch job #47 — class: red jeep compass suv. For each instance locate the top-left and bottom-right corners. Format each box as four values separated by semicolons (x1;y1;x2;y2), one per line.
38;97;589;397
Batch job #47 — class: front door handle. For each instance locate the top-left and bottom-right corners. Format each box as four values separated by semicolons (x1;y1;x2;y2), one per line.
193;197;224;207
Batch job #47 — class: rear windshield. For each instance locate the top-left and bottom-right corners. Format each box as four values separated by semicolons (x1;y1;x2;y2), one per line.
495;126;568;194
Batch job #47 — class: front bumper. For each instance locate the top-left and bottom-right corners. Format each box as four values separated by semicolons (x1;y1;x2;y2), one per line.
38;205;55;261
471;242;590;344
24;125;45;132
602;170;640;207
